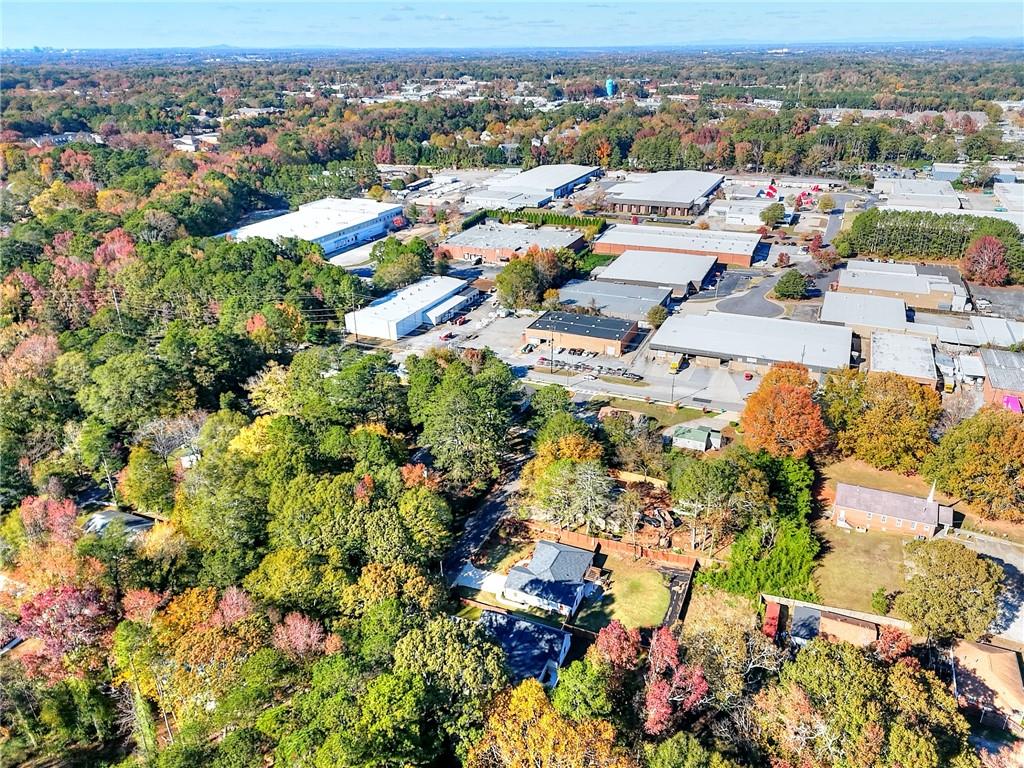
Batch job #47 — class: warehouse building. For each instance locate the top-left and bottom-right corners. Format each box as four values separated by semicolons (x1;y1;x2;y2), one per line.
836;262;970;312
874;178;961;210
523;311;639;357
649;312;853;374
225;197;404;255
705;197;782;228
868;331;938;387
932;162;1020;183
819;292;913;336
994;182;1024;213
436;222;584;263
980;348;1024;410
593;224;761;267
605;171;724;217
557;280;671;324
594;249;717;296
465;164;601;209
344;276;473;341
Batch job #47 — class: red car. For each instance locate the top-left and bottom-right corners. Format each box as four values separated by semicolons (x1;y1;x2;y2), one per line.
440;332;456;341
452;316;468;326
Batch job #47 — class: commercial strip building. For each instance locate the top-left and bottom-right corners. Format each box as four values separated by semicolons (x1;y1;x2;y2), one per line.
523;311;639;357
980;348;1024;411
593;224;761;267
464;163;601;209
224;197;404;255
867;331;938;387
836;260;970;312
594;249;717;296
557;280;671;324
649;312;853;374
343;276;474;341
435;222;584;263
604;170;725;217
831;483;953;537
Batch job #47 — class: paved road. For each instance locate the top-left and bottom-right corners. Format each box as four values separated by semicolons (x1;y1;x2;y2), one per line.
443;452;527;583
938;528;1024;645
716;275;784;318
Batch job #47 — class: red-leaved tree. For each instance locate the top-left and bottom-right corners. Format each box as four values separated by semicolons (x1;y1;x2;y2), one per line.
742;363;830;458
18;585;111;681
961;236;1009;286
642;627;709;735
272;612;326;661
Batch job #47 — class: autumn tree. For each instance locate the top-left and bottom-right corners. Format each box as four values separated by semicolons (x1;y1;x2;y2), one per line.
841;372;942;472
467;679;635;768
119;446;176;516
895;539;1003;642
772;269;808;300
960;235;1010;286
924;407;1024;521
741;363;829;459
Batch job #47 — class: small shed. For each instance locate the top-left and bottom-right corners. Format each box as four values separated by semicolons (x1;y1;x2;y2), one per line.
671;425;722;452
791;606;821;646
763;602;781;641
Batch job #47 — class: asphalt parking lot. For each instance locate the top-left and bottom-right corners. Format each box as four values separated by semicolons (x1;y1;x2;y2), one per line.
969;284;1024;321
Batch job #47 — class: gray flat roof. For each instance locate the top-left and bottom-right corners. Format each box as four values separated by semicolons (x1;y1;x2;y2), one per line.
845;259;919;275
596;224;761;257
488;163;599;193
839;270;962;297
558;279;670;321
649;312;853;371
819;292;909;331
971;317;1024;348
595;249;716;290
443;223;582;252
868;331;937;381
606;170;724;206
980;348;1024;392
528;310;636;341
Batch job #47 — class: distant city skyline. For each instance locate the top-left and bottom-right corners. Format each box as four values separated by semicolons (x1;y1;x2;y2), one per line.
4;1;1023;51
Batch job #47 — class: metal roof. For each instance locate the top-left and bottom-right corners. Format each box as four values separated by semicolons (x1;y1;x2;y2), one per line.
487;163;600;193
596;224;761;257
868;331;937;381
226;197;402;242
649;312;853;371
971;317;1024;348
981;348;1024;392
594;249;716;290
606;170;724;206
819;291;909;331
349;276;467;323
844;259;919;275
558;280;670;321
528;311;637;341
443;223;582;251
839;270;963;297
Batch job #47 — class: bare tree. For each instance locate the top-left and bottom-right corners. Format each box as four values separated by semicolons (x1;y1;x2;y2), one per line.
134;411;207;462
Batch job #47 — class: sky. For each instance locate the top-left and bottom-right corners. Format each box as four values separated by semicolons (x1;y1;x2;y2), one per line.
3;0;1023;50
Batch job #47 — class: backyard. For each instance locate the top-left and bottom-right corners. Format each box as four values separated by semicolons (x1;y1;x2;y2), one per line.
603;397;705;427
813;517;907;613
574;552;671;631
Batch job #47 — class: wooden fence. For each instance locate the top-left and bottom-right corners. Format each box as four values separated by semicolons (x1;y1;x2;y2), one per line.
525;521;698;571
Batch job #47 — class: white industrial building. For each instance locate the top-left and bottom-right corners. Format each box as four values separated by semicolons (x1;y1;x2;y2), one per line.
465;164;601;209
593;224;761;267
344;276;474;341
819;292;911;335
649;312;853;373
868;331;938;386
874;179;961;210
706;197;781;227
224;197;404;255
605;170;725;216
994;183;1024;213
836;261;971;312
594;249;717;296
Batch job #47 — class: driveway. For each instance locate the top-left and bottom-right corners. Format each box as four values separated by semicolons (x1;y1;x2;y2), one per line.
453;563;507;595
443;451;527;583
939;529;1024;644
716;275;784;318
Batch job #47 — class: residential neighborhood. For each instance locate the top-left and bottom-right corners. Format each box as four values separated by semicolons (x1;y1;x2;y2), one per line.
2;5;1024;768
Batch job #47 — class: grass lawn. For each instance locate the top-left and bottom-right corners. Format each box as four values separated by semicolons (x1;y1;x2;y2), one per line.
575;553;670;631
475;523;535;574
683;584;759;631
598;375;649;388
605;397;705;427
813;518;907;613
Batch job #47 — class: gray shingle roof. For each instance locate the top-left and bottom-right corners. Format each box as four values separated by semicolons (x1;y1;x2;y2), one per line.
504;541;594;609
479;610;569;682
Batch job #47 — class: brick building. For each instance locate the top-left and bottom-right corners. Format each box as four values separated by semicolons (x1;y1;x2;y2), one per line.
524;311;638;357
592;224;761;267
831;482;953;537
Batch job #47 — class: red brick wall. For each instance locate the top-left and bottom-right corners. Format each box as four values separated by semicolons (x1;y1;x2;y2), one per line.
591;241;753;268
983;380;1023;408
834;506;937;537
